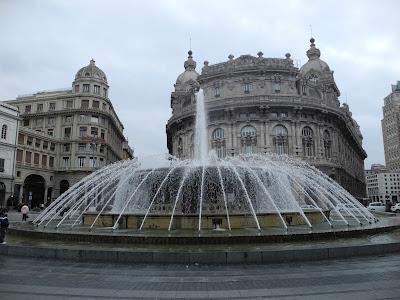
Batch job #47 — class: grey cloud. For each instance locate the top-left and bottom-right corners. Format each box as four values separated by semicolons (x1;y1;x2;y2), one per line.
1;0;400;166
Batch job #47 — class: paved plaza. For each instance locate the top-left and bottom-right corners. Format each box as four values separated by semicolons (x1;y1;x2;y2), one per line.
1;253;400;299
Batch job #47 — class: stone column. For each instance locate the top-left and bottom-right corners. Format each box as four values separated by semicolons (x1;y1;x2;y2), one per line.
43;183;48;207
19;184;23;204
295;122;302;156
231;123;237;155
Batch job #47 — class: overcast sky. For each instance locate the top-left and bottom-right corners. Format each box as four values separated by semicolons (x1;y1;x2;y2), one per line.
1;0;399;168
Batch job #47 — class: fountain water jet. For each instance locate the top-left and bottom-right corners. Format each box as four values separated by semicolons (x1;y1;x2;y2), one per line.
34;90;378;232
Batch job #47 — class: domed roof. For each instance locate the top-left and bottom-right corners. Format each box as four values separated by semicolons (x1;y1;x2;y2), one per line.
299;38;331;77
75;59;107;83
176;50;199;88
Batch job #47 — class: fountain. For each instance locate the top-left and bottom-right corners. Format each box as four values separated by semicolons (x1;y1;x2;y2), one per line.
33;90;377;232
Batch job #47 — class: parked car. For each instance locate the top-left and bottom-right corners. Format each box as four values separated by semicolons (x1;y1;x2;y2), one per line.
367;202;386;212
390;203;400;213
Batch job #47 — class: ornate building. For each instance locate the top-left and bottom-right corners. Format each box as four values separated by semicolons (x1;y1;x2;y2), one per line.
0;102;19;207
166;39;367;198
382;81;400;171
4;59;133;208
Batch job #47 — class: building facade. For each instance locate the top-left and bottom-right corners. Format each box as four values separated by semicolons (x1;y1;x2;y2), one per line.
0;102;19;207
382;81;400;171
365;164;400;204
166;39;367;198
4;59;133;208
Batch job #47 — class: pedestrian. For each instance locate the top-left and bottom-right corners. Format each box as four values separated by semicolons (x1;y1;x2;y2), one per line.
0;209;9;244
21;203;29;222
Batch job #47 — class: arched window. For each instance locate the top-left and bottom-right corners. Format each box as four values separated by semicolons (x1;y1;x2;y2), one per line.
212;128;224;139
211;128;225;158
323;130;332;159
273;125;288;155
177;137;183;158
301;126;314;157
241;125;256;137
308;73;318;83
241;125;257;154
1;125;7;139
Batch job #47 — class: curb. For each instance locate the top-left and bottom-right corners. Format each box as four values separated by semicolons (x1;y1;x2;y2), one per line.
1;241;400;264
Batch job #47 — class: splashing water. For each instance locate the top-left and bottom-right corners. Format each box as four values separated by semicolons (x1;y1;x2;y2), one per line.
194;90;208;163
34;90;377;231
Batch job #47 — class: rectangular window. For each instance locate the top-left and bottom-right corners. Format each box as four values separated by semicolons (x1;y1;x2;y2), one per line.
92;100;99;108
63;143;70;152
25;151;31;164
79;127;87;137
102;103;107;110
37;103;43;112
64;127;71;138
100;129;105;139
62;157;70;168
27;137;33;146
103;88;107;97
42;155;47;167
89;157;97;168
64;115;73;124
49;156;54;167
214;87;220;97
79;114;88;122
47;129;54;136
91;127;98;137
0;158;4;172
78;157;85;168
35;139;41;148
49;102;55;111
91;115;99;123
81;100;89;108
100;145;104;153
18;134;24;145
25;105;31;113
16;149;23;162
35;118;43;127
94;86;100;95
83;84;90;93
66;100;73;109
34;153;39;165
78;143;86;151
74;85;80;93
274;83;281;93
48;117;55;126
43;141;48;150
244;83;250;94
23;119;29;127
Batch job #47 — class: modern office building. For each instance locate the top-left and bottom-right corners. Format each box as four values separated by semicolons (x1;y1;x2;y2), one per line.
382;81;400;171
365;164;400;204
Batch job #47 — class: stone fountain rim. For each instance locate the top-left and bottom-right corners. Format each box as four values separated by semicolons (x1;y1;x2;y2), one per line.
7;217;400;246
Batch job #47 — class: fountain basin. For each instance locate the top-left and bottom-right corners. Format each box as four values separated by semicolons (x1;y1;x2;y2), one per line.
82;210;330;230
